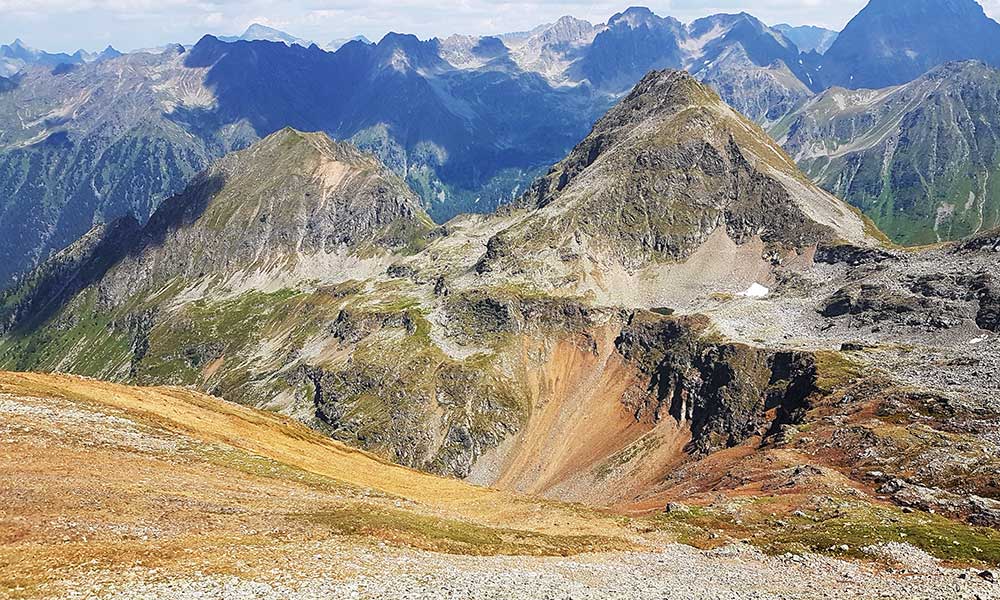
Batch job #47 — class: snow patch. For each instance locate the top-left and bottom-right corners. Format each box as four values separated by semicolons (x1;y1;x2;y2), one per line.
738;283;770;298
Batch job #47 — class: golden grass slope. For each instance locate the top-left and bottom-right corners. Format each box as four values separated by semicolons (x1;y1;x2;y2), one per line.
0;371;635;598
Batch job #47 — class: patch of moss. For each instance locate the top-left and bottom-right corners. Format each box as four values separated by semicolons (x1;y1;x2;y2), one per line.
812;351;865;394
650;497;1000;568
298;505;623;556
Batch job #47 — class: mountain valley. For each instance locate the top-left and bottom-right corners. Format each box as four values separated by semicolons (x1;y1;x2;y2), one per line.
2;71;1000;597
3;2;1000;598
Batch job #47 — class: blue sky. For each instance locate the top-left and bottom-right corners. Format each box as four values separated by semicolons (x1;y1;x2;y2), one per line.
3;0;1000;53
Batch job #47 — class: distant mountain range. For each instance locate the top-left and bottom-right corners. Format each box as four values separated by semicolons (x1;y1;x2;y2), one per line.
0;38;120;76
4;0;1000;285
218;24;373;52
218;23;316;48
772;60;1000;245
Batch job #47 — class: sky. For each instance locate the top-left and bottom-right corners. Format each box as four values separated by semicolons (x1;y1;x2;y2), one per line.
3;0;1000;53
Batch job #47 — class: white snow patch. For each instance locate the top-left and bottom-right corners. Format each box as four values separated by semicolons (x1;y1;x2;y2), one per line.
738;283;770;298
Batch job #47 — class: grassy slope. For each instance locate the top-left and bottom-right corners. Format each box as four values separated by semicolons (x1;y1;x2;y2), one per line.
0;371;632;597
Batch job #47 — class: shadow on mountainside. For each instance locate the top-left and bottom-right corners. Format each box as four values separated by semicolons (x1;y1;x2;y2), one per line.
0;174;226;336
0;74;18;94
180;35;601;221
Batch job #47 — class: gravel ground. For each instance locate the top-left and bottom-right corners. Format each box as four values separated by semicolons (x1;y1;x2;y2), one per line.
49;541;998;600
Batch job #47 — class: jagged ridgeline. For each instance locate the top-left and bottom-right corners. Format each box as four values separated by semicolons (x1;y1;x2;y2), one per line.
1;71;882;499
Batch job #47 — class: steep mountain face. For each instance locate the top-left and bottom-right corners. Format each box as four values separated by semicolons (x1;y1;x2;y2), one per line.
773;61;1000;245
495;70;872;273
773;24;838;54
0;47;253;287
101;129;432;298
580;7;686;90
683;13;814;123
504;16;602;82
817;0;1000;90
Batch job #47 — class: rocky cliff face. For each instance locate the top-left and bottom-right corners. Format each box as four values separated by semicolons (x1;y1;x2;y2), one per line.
774;61;1000;245
614;311;817;454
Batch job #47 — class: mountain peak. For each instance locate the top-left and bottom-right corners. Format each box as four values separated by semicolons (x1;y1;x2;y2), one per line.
820;0;1000;89
609;6;660;28
502;68;876;270
174;127;430;234
242;23;280;36
625;68;715;106
239;23;312;47
249;128;378;167
554;15;588;27
115;128;430;293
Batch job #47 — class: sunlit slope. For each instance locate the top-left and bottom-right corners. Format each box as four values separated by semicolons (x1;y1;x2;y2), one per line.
0;371;636;596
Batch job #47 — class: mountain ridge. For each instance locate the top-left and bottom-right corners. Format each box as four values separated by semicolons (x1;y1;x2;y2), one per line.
773;60;1000;244
5;2;1000;289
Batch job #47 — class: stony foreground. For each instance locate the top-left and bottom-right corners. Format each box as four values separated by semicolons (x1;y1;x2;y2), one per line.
52;542;996;600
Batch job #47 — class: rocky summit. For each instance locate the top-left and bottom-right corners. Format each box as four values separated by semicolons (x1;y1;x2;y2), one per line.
500;70;873;274
4;3;1000;599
